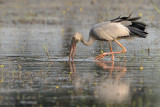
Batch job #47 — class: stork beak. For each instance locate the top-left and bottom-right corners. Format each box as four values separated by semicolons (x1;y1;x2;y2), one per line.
69;40;77;61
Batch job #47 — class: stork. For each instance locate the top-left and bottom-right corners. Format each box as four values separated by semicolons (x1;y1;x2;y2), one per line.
69;14;148;61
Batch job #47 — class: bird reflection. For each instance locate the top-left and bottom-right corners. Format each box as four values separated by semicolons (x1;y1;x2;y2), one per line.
95;61;131;104
69;60;131;104
69;61;77;79
95;61;127;80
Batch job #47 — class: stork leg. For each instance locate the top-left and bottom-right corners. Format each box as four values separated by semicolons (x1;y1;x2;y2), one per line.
109;42;114;61
94;39;127;60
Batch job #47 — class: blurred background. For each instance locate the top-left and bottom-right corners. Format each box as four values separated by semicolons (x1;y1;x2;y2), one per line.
0;0;160;107
0;0;159;58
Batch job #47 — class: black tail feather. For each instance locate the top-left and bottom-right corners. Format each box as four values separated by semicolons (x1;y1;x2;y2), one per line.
127;26;148;38
111;14;148;38
128;17;141;21
119;13;132;20
131;22;147;31
112;13;141;22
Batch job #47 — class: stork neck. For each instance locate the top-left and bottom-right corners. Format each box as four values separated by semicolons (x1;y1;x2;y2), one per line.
81;36;95;46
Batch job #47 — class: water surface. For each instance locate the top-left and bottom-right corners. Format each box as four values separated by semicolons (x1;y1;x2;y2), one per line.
0;0;160;107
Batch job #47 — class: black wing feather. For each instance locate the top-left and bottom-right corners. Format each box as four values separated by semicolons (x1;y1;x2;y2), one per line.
111;13;148;38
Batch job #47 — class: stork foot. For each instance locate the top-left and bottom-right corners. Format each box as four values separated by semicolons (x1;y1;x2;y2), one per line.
94;53;108;60
94;52;117;61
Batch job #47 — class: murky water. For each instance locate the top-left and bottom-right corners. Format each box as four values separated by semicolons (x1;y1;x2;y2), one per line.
0;0;160;107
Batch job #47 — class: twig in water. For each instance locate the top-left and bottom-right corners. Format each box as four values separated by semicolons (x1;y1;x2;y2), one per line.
151;0;160;14
43;44;51;59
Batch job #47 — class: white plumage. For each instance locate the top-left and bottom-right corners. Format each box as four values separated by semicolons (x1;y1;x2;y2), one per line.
91;22;130;41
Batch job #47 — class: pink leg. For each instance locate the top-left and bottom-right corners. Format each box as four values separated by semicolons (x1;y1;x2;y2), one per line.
94;39;127;60
109;42;114;61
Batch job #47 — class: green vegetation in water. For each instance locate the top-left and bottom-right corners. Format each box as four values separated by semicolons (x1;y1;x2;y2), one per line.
43;44;51;59
151;0;160;14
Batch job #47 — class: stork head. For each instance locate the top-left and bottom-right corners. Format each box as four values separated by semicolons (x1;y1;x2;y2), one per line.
69;32;83;61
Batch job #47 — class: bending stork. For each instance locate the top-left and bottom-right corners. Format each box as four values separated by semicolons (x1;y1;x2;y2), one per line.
69;14;148;61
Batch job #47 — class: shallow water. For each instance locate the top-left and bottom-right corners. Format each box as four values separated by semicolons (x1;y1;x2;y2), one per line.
0;0;160;107
0;56;160;107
